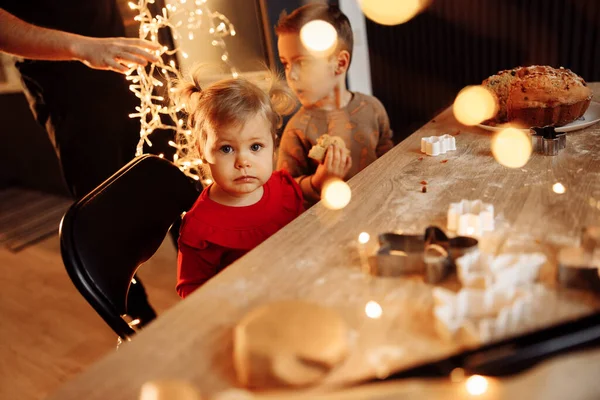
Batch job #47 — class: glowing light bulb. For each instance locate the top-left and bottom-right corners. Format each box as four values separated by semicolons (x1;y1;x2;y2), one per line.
491;128;532;168
139;380;201;400
300;20;338;55
365;301;382;319
128;2;136;10
553;182;566;194
465;375;488;396
453;85;497;126
322;179;351;210
358;232;370;244
359;0;426;26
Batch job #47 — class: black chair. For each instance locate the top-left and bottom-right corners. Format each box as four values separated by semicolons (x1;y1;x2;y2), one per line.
59;155;200;341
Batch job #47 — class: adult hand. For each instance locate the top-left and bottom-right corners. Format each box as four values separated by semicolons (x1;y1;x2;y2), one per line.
73;37;161;74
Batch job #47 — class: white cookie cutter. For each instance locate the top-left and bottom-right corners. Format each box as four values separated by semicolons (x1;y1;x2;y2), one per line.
456;250;546;289
433;286;522;319
421;134;456;156
433;286;540;344
447;199;494;237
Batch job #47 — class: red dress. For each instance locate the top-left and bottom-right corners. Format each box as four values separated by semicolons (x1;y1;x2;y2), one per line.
177;170;304;298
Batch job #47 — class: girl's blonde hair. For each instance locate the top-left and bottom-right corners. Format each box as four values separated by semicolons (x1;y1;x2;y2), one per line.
173;67;296;179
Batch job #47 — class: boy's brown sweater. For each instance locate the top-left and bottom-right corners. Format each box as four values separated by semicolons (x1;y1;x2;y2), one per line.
277;92;394;206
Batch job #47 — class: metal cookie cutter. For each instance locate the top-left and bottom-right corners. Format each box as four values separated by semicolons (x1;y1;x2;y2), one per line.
558;226;600;292
530;126;566;156
368;226;479;283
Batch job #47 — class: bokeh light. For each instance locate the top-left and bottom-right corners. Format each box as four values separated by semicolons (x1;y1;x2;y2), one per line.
140;380;201;400
491;128;532;168
453;86;497;126
322;179;352;210
365;300;383;319
300;20;338;55
465;375;489;396
359;0;426;26
553;182;566;194
358;232;371;244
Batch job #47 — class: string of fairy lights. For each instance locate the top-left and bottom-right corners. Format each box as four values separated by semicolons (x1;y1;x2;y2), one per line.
127;0;237;182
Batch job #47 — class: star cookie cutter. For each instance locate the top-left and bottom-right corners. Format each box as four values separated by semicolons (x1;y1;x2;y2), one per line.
530;126;566;156
368;226;478;283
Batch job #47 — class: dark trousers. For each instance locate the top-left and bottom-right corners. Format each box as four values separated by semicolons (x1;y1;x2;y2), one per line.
19;63;167;324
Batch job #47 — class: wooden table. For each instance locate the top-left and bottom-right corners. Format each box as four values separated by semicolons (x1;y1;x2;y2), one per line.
49;83;600;400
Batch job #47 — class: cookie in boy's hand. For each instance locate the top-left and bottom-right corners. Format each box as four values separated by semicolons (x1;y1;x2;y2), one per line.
308;134;347;163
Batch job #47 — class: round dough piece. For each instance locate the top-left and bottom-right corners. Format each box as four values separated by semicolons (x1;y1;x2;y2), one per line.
233;300;348;389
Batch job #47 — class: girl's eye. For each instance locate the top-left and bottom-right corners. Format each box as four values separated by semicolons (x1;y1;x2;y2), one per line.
250;143;263;152
220;145;233;154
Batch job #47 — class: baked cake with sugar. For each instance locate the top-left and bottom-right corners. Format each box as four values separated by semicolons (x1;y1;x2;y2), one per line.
482;65;593;127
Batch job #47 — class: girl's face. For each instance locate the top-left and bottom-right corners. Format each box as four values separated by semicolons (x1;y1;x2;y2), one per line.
203;112;274;200
278;33;339;108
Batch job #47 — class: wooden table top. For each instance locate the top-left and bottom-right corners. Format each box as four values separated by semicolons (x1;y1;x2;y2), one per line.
49;83;600;400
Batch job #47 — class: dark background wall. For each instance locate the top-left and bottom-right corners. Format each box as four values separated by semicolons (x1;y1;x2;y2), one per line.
366;0;600;142
0;93;67;194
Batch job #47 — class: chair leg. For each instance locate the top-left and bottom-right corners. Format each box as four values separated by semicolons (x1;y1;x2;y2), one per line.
127;276;157;328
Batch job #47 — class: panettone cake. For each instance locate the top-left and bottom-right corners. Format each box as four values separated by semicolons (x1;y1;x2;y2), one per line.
482;65;593;127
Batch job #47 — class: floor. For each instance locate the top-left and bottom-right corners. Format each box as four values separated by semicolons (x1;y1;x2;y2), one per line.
0;200;180;400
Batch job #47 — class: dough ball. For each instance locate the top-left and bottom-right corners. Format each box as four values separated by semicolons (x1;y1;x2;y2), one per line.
233;300;348;389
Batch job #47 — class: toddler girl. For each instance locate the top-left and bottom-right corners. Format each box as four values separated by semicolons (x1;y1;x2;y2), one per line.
174;69;303;298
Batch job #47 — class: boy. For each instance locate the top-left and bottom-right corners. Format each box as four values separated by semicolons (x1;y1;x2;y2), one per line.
276;3;394;207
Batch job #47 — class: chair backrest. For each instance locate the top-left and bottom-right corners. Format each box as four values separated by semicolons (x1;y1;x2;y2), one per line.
60;155;200;338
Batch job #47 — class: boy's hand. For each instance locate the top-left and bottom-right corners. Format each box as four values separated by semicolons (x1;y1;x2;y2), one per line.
311;144;352;192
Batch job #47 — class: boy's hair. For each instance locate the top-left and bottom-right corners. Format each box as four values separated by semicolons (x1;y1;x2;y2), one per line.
275;4;353;63
173;67;296;176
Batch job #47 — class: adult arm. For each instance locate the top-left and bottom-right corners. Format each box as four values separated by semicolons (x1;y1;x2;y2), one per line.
0;8;160;73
